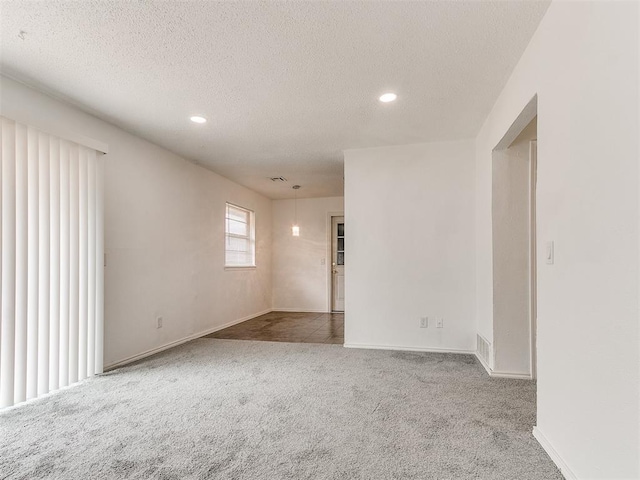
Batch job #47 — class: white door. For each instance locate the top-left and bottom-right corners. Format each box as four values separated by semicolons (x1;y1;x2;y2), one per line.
331;216;345;312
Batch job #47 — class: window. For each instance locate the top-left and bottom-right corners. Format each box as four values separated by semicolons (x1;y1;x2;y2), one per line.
225;203;255;267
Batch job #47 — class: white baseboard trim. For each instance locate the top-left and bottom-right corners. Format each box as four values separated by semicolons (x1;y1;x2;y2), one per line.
271;308;329;313
489;370;532;379
344;343;475;355
104;308;273;371
533;427;578;480
474;353;532;379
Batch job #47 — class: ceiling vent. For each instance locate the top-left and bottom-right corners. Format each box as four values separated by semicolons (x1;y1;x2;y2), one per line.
270;176;287;182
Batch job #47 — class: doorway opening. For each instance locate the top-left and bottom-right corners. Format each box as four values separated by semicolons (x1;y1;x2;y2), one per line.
492;99;537;379
330;216;345;312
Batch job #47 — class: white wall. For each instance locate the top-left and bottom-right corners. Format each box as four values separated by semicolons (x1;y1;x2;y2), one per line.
0;76;272;368
272;196;343;312
475;2;639;478
492;119;536;376
344;140;476;353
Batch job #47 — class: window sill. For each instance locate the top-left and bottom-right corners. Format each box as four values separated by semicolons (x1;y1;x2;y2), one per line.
224;265;257;270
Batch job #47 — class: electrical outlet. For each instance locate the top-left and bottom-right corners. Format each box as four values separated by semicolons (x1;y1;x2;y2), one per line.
420;317;428;328
156;316;163;329
436;318;444;328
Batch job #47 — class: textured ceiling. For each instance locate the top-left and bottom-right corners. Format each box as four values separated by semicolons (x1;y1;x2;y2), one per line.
0;1;549;199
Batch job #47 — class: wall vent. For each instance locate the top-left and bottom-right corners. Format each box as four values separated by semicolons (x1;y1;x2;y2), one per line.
477;334;493;369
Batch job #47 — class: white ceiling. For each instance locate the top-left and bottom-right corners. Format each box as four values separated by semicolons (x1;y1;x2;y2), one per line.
0;1;549;199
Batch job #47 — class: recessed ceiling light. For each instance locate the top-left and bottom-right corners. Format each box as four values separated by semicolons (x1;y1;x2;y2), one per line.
190;115;207;124
379;93;397;103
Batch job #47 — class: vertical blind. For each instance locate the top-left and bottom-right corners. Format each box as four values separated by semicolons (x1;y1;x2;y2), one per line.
0;116;104;408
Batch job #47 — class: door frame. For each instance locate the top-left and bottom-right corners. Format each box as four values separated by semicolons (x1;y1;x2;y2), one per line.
326;212;344;313
490;94;537;379
529;140;538;379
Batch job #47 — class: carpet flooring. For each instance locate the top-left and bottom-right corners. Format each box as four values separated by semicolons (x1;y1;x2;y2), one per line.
0;339;562;479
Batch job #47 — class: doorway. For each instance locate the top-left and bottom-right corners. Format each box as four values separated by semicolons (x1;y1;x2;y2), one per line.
492;115;537;378
331;216;345;312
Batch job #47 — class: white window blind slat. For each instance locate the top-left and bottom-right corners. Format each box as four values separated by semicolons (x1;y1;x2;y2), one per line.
49;136;60;391
1;118;17;408
14;123;28;404
0;117;104;409
37;132;50;396
78;148;88;381
95;156;104;375
26;126;39;401
59;140;70;389
68;144;79;385
0;122;2;404
87;150;96;378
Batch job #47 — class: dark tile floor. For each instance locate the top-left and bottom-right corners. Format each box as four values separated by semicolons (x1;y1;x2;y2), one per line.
205;311;344;344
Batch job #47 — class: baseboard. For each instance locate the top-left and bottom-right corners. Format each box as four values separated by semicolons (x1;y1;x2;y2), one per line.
489;370;532;379
344;343;475;355
474;353;532;379
104;308;272;371
533;427;578;480
271;308;329;313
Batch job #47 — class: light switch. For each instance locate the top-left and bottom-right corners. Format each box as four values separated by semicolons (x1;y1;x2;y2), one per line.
320;258;326;265
545;241;554;265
